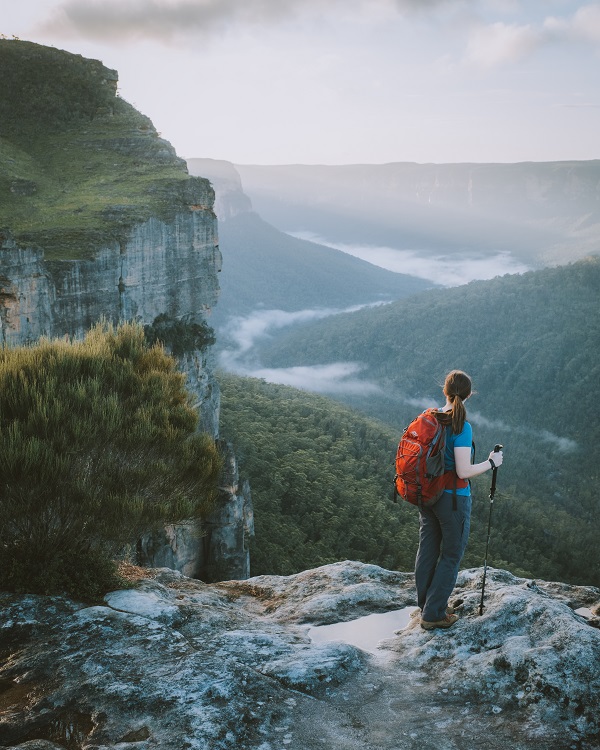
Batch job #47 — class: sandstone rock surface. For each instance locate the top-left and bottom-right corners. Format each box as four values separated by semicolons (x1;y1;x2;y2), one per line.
1;562;598;749
136;441;255;582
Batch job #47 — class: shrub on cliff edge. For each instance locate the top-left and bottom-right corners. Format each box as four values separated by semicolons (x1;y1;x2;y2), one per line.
0;322;222;599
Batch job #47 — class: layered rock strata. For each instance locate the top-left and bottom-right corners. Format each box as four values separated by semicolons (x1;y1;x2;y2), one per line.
0;192;220;347
0;40;254;583
0;206;252;582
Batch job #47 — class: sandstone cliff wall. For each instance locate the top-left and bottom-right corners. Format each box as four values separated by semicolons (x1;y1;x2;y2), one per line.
0;180;221;434
0;186;253;581
0;40;254;581
1;198;218;337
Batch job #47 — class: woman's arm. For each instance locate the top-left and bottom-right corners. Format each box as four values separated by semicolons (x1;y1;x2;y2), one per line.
454;446;503;480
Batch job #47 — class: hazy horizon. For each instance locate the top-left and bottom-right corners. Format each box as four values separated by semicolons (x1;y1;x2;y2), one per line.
4;1;600;165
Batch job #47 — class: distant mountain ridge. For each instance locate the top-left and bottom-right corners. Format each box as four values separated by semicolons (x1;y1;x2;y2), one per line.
235;161;600;265
187;158;433;331
187;157;252;221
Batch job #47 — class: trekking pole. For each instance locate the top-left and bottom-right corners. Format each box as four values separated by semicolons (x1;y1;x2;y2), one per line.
478;444;503;616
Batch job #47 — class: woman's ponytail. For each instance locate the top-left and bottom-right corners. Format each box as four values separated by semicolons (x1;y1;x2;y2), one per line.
450;395;467;435
439;370;472;435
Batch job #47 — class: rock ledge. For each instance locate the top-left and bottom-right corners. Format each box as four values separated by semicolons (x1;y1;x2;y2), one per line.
0;562;598;749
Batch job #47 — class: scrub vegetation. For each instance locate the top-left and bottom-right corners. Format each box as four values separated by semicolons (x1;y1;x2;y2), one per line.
144;314;216;356
0;322;222;599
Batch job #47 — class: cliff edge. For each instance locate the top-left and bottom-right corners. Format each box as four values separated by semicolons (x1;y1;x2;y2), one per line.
0;561;598;748
0;39;252;581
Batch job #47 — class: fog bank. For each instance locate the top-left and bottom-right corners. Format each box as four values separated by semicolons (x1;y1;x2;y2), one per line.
218;303;386;395
289;232;531;286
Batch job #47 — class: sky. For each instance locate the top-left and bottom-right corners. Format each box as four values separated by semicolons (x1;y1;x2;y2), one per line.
3;1;600;164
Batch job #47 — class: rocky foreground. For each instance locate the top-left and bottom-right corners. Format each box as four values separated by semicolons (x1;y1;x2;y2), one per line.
0;562;599;750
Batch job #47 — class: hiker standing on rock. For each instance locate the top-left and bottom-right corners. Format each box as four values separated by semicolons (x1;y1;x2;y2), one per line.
415;370;503;630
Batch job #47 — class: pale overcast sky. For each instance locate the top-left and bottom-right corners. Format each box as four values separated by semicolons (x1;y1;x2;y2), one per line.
3;1;600;164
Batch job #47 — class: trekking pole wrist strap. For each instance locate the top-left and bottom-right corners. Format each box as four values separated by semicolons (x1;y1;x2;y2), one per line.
489;458;496;470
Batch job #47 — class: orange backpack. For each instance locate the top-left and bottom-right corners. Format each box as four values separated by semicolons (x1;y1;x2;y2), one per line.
394;408;468;509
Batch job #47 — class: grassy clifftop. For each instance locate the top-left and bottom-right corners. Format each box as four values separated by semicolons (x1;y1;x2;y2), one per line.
0;40;206;260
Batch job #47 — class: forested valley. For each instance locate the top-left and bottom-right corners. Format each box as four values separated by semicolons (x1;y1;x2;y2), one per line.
219;372;597;587
220;257;600;587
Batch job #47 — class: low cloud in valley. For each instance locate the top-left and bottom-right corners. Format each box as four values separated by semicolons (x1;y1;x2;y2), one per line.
289;233;530;287
218;304;385;395
239;362;382;396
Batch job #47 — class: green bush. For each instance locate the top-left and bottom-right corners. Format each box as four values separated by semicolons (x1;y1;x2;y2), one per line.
0;322;222;599
144;313;216;355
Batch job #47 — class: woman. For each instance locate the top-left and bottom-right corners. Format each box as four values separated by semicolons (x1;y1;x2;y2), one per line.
415;369;503;630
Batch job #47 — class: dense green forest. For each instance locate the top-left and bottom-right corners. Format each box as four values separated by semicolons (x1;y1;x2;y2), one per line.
219;374;411;575
221;258;600;586
218;373;597;586
258;257;599;438
258;257;599;455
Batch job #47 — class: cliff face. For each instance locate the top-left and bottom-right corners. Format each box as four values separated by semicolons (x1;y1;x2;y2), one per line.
0;40;253;582
137;440;254;581
0;196;220;344
0;198;221;442
0;208;253;582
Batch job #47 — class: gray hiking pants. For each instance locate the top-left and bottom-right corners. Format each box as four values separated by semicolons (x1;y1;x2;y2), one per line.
415;491;471;622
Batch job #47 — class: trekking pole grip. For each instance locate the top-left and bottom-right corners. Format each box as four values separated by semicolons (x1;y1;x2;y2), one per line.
489;445;502;499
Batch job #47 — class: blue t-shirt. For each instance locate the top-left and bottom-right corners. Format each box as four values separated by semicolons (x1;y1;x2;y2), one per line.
443;420;473;497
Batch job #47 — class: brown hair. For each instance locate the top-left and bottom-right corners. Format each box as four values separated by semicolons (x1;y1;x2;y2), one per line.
435;369;472;435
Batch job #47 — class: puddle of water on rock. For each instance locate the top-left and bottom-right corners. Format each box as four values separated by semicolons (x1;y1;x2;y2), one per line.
308;607;418;659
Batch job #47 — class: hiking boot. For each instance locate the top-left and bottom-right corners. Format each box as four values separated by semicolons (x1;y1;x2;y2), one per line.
420;613;459;630
413;606;457;617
